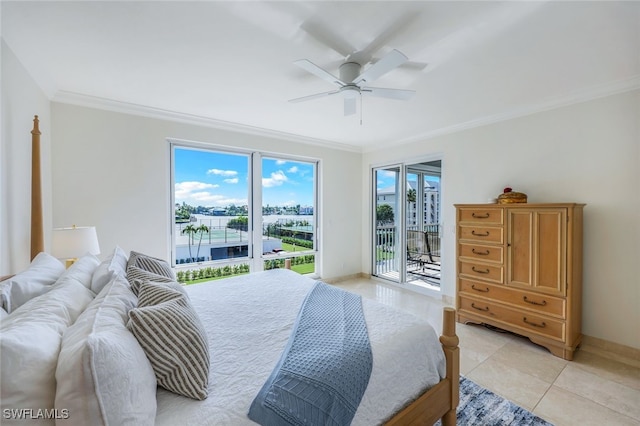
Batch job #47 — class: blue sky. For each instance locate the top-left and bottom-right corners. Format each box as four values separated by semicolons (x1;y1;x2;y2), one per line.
376;170;440;192
174;147;315;207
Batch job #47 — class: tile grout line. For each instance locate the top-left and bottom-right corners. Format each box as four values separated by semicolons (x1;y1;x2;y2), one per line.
530;362;569;416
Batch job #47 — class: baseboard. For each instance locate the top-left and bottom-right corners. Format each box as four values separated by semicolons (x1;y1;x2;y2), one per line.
322;272;370;284
580;335;640;368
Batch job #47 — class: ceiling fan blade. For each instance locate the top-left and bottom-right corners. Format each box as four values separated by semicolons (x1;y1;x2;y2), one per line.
355;11;421;62
344;98;356;116
401;60;428;71
294;59;345;87
300;19;355;58
361;87;415;101
288;90;340;103
353;49;408;84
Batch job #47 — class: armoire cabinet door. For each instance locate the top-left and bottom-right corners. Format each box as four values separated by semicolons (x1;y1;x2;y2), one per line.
507;208;567;296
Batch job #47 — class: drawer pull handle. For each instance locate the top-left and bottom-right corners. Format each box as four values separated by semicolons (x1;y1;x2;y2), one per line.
471;230;490;237
472;248;490;256
523;296;547;306
472;266;490;274
471;303;489;312
472;213;490;219
471;284;489;292
523;317;546;328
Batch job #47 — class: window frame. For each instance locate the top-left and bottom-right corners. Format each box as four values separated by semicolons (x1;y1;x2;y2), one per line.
169;139;319;275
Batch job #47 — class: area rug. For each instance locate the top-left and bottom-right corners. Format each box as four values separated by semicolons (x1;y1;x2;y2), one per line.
435;376;553;425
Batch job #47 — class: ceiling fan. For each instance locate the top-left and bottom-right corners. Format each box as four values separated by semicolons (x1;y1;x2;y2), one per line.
289;49;416;116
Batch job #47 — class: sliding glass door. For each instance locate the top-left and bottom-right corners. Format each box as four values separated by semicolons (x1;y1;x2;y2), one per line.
372;159;442;291
405;162;442;289
372;165;404;283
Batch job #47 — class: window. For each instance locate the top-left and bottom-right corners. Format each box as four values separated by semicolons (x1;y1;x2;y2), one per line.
261;156;316;274
170;142;318;282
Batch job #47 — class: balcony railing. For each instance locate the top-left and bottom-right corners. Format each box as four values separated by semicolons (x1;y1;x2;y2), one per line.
375;223;441;286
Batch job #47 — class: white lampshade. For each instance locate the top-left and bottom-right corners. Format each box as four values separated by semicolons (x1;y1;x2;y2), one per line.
52;226;101;260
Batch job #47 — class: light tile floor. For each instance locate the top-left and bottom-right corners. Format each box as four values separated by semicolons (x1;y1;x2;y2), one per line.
334;277;640;426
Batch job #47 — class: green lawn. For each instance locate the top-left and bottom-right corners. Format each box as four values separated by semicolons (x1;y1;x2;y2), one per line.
281;242;311;252
377;247;396;260
291;262;315;274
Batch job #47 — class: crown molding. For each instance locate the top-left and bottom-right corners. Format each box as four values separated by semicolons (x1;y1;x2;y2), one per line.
51;91;362;153
363;75;640;153
52;74;639;156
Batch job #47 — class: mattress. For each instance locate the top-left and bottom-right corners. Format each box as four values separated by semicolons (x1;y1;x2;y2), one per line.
155;269;445;425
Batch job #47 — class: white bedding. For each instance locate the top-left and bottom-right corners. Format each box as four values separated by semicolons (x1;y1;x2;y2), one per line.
155;269;445;426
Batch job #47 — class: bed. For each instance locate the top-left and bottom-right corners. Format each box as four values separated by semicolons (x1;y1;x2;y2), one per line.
0;116;459;425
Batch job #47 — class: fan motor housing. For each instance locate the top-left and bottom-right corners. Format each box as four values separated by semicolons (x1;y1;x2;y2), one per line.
339;62;362;83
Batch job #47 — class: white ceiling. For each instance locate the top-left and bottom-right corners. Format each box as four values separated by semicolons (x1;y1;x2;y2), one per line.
2;1;639;152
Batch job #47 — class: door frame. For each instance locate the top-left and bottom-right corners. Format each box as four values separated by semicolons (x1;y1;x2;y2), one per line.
370;153;443;295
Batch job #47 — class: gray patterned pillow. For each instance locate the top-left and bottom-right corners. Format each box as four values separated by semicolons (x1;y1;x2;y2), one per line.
127;281;210;400
127;251;175;279
126;266;174;295
131;279;188;301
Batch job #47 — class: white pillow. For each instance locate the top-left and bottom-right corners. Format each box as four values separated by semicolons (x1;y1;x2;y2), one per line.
55;253;100;291
0;252;65;313
0;278;95;425
0;307;7;321
55;275;157;426
91;246;128;294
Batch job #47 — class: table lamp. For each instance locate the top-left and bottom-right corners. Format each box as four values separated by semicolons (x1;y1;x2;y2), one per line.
52;225;100;268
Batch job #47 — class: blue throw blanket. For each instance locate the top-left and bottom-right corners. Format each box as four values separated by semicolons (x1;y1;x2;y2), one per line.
248;282;373;426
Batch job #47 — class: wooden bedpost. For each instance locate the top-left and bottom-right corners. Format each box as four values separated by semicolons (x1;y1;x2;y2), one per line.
30;115;44;260
440;307;459;425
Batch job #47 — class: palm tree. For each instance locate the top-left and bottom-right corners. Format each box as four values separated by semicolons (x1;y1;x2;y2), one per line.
407;188;416;203
194;224;210;262
181;224;197;262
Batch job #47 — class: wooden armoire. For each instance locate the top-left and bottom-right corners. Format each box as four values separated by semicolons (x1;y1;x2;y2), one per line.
455;203;585;360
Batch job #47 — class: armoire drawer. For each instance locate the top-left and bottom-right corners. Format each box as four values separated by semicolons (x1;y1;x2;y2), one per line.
458;296;565;341
458;225;503;244
458;207;504;225
459;261;503;284
458;243;503;263
459;278;565;318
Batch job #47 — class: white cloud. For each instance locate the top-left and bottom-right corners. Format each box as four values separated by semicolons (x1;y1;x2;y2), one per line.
175;181;247;207
275;160;286;165
224;178;239;184
287;166;299;173
207;168;238;177
262;170;288;188
175;181;218;199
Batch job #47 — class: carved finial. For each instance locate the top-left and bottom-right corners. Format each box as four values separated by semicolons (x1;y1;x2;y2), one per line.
32;115;41;135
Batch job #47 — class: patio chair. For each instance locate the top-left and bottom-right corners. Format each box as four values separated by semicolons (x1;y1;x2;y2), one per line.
407;230;431;266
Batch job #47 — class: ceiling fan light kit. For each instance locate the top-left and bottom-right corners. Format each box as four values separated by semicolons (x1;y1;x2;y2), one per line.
289;49;416;117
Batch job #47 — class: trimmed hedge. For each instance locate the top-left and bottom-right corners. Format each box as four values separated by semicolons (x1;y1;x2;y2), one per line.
281;237;313;249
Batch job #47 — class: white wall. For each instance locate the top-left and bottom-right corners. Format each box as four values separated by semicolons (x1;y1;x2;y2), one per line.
1;39;52;274
50;103;362;280
362;90;640;350
4;38;637;350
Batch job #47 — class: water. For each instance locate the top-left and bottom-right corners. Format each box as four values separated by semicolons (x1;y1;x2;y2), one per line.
184;214;314;228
